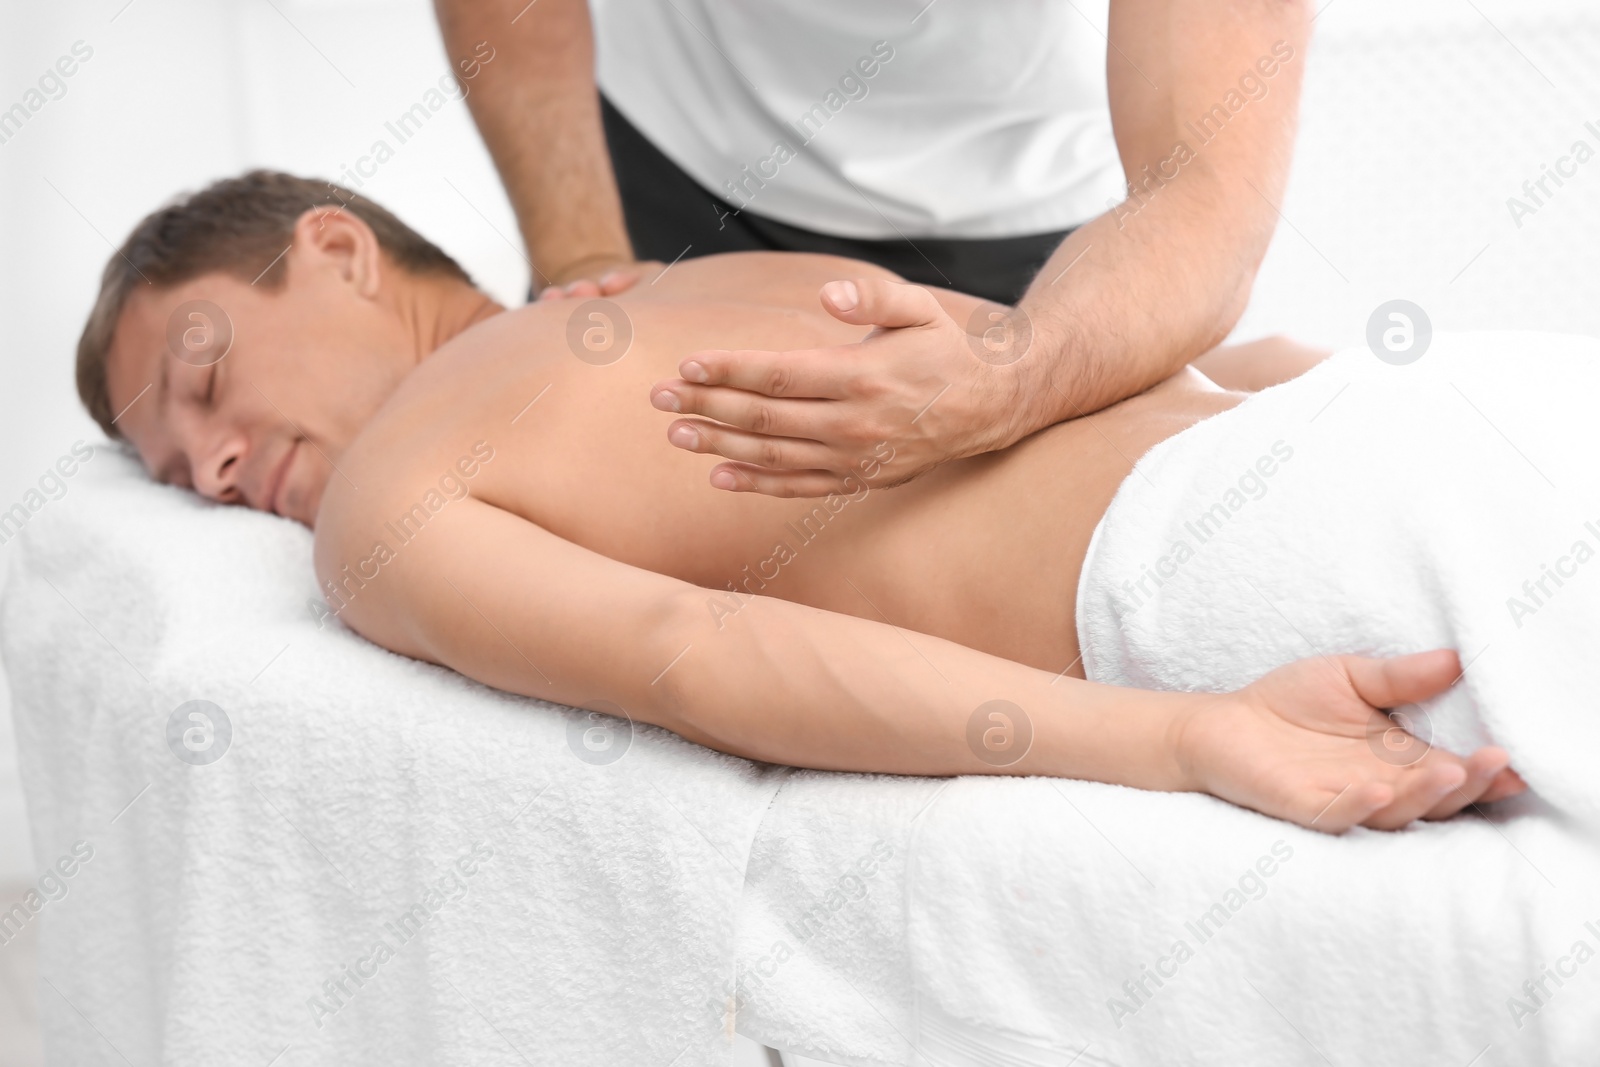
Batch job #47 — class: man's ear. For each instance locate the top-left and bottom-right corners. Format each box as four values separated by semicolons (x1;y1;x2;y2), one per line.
292;207;384;299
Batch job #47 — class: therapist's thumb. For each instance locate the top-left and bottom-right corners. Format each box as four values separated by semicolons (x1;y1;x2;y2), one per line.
819;278;944;330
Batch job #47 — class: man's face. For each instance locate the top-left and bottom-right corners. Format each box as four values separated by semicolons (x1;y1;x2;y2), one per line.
106;238;415;527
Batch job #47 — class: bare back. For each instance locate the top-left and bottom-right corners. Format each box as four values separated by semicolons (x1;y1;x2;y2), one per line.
333;252;1247;676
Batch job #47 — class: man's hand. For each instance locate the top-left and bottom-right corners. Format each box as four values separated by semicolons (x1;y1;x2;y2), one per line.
650;278;1024;496
537;260;665;301
1180;649;1526;833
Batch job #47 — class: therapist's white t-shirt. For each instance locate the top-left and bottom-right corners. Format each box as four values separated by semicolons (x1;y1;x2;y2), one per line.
591;0;1125;240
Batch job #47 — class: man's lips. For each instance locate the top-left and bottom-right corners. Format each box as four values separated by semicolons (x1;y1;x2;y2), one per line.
261;441;298;516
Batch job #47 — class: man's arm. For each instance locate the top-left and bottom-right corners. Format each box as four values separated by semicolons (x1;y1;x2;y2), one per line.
434;0;635;291
313;492;1517;831
649;0;1313;496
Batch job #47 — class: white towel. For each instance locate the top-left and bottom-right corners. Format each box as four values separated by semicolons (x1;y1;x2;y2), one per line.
1;447;783;1066
731;769;1600;1067
901;775;1600;1067
889;333;1600;1067
1078;330;1600;826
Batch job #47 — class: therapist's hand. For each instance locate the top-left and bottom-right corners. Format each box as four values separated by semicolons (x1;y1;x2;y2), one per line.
650;278;1025;496
537;259;665;301
1181;649;1526;833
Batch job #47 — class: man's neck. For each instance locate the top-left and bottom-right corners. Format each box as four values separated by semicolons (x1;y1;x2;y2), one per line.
395;271;505;364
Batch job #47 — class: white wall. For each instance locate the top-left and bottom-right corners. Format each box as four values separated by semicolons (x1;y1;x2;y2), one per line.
1231;0;1600;347
3;0;1600;884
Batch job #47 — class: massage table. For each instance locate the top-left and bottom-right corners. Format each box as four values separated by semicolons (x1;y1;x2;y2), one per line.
4;444;1599;1066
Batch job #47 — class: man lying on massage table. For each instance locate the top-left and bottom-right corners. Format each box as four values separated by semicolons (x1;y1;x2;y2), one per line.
79;171;1524;832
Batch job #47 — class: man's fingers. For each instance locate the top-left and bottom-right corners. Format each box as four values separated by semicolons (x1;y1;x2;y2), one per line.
1307;780;1395;833
707;462;853;497
666;418;837;473
817;277;946;331
673;349;852;400
1422;747;1511;821
1481;766;1528;804
1341;652;1528;824
1341;649;1462;712
1363;760;1469;831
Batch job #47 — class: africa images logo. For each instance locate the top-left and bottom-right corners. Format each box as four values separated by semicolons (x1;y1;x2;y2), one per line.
165;700;232;766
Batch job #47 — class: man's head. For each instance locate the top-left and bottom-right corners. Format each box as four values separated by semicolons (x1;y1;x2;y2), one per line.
79;170;490;526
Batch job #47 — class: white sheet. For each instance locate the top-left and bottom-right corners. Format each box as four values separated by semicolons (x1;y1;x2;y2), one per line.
8;433;1599;1067
736;777;1600;1066
735;334;1600;1065
2;447;783;1066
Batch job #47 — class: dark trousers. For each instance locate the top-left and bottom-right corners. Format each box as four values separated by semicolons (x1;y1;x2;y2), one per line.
599;95;1072;305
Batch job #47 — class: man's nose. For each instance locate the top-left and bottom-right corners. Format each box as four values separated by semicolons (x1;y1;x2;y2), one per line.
190;432;248;504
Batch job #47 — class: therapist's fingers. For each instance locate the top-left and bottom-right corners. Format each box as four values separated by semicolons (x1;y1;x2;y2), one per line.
537;278;603;301
651;381;831;439
597;272;635;296
665;418;837;473
815;277;947;331
599;260;665;294
538;261;663;301
671;348;853;400
672;280;949;399
705;462;859;498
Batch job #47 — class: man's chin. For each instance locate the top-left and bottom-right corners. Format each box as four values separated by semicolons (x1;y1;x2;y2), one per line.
291;477;328;529
286;451;334;528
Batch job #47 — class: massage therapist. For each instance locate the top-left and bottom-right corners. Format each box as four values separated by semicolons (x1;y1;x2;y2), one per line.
432;0;1310;496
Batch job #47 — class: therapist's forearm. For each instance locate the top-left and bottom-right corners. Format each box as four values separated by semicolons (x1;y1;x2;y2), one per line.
434;0;633;286
1012;168;1277;433
1005;0;1308;438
